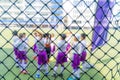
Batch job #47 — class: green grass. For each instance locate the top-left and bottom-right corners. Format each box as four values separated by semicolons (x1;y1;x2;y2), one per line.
0;27;120;80
0;48;105;80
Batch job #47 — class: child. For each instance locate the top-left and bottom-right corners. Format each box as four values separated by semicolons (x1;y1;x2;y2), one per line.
12;30;19;67
44;33;51;62
16;33;29;74
80;33;87;71
50;33;56;55
52;34;67;77
35;33;49;78
70;34;81;79
32;31;39;60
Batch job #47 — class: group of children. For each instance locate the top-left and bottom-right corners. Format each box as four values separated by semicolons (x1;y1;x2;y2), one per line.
12;30;88;80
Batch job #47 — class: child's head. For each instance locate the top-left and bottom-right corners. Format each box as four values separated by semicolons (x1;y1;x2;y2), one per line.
60;34;66;40
12;30;18;36
81;33;86;40
34;32;38;37
34;30;40;36
46;33;50;37
43;33;46;38
51;33;54;38
38;32;43;39
34;31;42;38
19;33;24;39
74;34;80;41
44;33;51;39
23;33;26;38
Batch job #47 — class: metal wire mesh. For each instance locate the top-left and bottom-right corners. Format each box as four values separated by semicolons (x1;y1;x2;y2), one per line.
0;0;120;80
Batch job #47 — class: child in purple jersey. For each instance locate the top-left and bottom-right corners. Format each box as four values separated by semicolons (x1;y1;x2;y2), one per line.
12;30;19;67
69;34;81;79
52;34;67;77
35;33;49;78
80;33;87;71
16;33;28;74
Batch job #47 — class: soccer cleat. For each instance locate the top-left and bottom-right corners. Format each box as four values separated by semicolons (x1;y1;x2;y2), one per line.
35;74;40;78
68;77;77;80
20;70;28;74
22;70;28;74
68;77;73;80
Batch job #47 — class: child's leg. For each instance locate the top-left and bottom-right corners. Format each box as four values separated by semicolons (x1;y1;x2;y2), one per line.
40;65;44;71
81;52;87;71
82;60;91;71
44;64;49;75
20;60;23;71
15;58;19;67
71;54;81;79
76;68;80;78
52;64;59;77
72;68;77;79
35;64;41;78
72;68;80;79
53;64;58;75
36;64;41;75
60;64;65;74
14;54;19;67
20;59;28;74
23;59;27;70
33;52;37;60
16;58;20;66
58;64;65;77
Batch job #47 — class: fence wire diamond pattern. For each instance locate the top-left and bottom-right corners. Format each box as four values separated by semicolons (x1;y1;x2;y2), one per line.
0;0;120;80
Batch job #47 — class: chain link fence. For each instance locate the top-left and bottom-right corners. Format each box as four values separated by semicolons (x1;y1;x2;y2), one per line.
0;0;120;80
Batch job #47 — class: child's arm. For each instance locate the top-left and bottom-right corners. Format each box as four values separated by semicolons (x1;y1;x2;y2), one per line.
36;42;40;53
78;41;86;56
14;40;21;48
66;43;72;54
87;43;92;51
24;43;29;51
66;47;71;54
78;43;82;56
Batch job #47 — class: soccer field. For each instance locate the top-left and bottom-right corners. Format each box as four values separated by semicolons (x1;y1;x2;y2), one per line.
0;27;120;80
